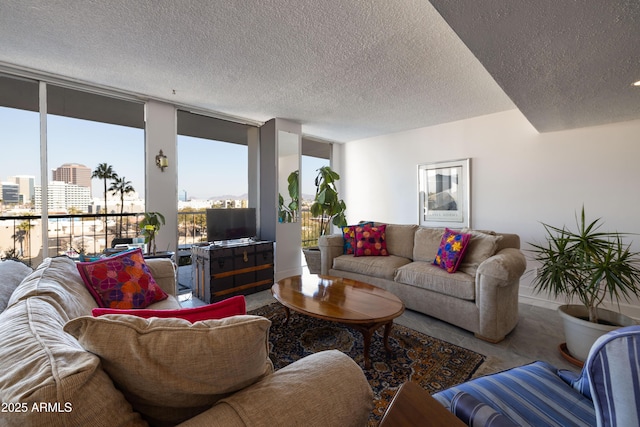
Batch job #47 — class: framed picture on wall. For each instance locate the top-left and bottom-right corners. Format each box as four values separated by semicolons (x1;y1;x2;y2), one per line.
418;158;470;228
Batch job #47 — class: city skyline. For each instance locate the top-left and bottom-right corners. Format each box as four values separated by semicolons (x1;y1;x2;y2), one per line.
1;106;329;205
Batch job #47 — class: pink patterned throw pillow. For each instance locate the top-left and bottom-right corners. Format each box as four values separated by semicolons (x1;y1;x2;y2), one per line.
354;224;389;257
77;248;168;308
433;228;471;273
342;221;374;254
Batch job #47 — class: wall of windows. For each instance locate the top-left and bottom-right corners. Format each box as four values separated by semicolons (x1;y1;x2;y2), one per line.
176;134;250;246
176;111;251;246
0;72;335;267
176;111;333;249
0;74;144;264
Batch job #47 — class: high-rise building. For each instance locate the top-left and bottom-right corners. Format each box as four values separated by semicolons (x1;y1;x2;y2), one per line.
34;181;91;213
9;175;35;205
52;163;92;195
0;182;20;204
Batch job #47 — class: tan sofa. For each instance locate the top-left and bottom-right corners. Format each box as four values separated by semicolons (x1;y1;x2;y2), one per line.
0;256;373;427
319;224;527;342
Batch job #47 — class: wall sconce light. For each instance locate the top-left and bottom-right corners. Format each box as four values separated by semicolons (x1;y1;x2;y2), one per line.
155;149;168;172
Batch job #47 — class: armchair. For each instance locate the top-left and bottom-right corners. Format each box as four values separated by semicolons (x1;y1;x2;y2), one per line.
432;325;640;426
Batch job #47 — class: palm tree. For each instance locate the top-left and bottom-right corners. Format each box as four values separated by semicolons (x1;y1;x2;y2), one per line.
109;176;135;237
92;163;117;247
92;163;117;214
11;220;33;258
11;229;26;257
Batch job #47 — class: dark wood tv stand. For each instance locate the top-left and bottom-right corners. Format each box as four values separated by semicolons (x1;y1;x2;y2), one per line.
191;240;274;303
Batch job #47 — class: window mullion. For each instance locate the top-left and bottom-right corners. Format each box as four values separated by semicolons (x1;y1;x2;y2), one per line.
39;81;48;254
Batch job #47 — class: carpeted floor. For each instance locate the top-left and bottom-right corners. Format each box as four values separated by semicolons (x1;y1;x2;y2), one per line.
249;303;485;425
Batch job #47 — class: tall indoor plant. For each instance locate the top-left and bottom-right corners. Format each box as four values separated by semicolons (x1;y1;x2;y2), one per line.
310;166;347;235
529;207;640;362
303;166;347;273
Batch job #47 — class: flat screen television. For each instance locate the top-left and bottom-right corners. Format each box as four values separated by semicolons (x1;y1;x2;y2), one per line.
206;208;257;242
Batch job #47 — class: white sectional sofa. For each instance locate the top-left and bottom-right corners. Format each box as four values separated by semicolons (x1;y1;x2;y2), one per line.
0;256;373;427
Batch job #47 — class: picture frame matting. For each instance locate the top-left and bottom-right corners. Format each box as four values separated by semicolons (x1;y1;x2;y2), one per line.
418;158;470;228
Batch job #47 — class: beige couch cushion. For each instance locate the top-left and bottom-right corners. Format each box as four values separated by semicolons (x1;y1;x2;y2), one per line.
0;260;32;312
412;227;446;262
9;256;180;315
144;258;177;296
332;254;412;280
458;230;503;277
64;314;273;427
216;350;373;427
8;256;99;320
0;298;146;427
385;224;419;259
496;233;521;251
394;261;476;300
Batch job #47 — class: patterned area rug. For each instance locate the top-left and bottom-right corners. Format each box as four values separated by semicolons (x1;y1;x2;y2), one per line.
249;303;485;425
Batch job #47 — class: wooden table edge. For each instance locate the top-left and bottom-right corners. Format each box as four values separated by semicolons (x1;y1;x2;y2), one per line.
379;381;465;427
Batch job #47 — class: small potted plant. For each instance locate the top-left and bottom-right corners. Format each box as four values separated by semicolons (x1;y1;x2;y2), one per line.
303;166;347;273
529;207;640;363
139;212;165;256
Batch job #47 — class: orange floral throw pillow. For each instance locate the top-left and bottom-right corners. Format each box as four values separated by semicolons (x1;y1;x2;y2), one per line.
433;228;472;273
77;248;168;308
354;224;389;257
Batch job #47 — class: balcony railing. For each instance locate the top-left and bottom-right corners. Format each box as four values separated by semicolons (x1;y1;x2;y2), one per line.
0;213;143;267
178;210;326;247
177;211;207;247
302;214;325;247
0;211;327;267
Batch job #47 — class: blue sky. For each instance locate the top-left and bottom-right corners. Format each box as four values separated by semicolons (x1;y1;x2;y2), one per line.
0;107;145;197
1;107;328;200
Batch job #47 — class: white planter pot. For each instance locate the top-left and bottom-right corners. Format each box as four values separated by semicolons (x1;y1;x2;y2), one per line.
558;304;637;362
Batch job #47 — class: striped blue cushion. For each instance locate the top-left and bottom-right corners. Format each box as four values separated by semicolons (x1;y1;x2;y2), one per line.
451;392;518;426
585;325;640;427
558;368;592;400
433;361;596;426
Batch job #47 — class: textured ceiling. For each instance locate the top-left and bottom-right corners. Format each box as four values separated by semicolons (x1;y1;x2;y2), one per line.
430;0;640;132
0;1;637;142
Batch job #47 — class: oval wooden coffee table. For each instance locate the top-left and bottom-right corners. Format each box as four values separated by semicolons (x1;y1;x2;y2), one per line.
272;274;405;369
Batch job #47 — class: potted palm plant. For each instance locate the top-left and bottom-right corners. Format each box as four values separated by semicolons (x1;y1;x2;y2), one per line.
139;211;166;256
529;207;640;363
303;166;347;274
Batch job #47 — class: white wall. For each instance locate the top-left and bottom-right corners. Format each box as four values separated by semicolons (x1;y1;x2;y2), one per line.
342;109;640;318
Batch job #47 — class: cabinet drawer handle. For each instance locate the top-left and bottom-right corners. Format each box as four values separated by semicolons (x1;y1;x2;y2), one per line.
243;250;248;263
